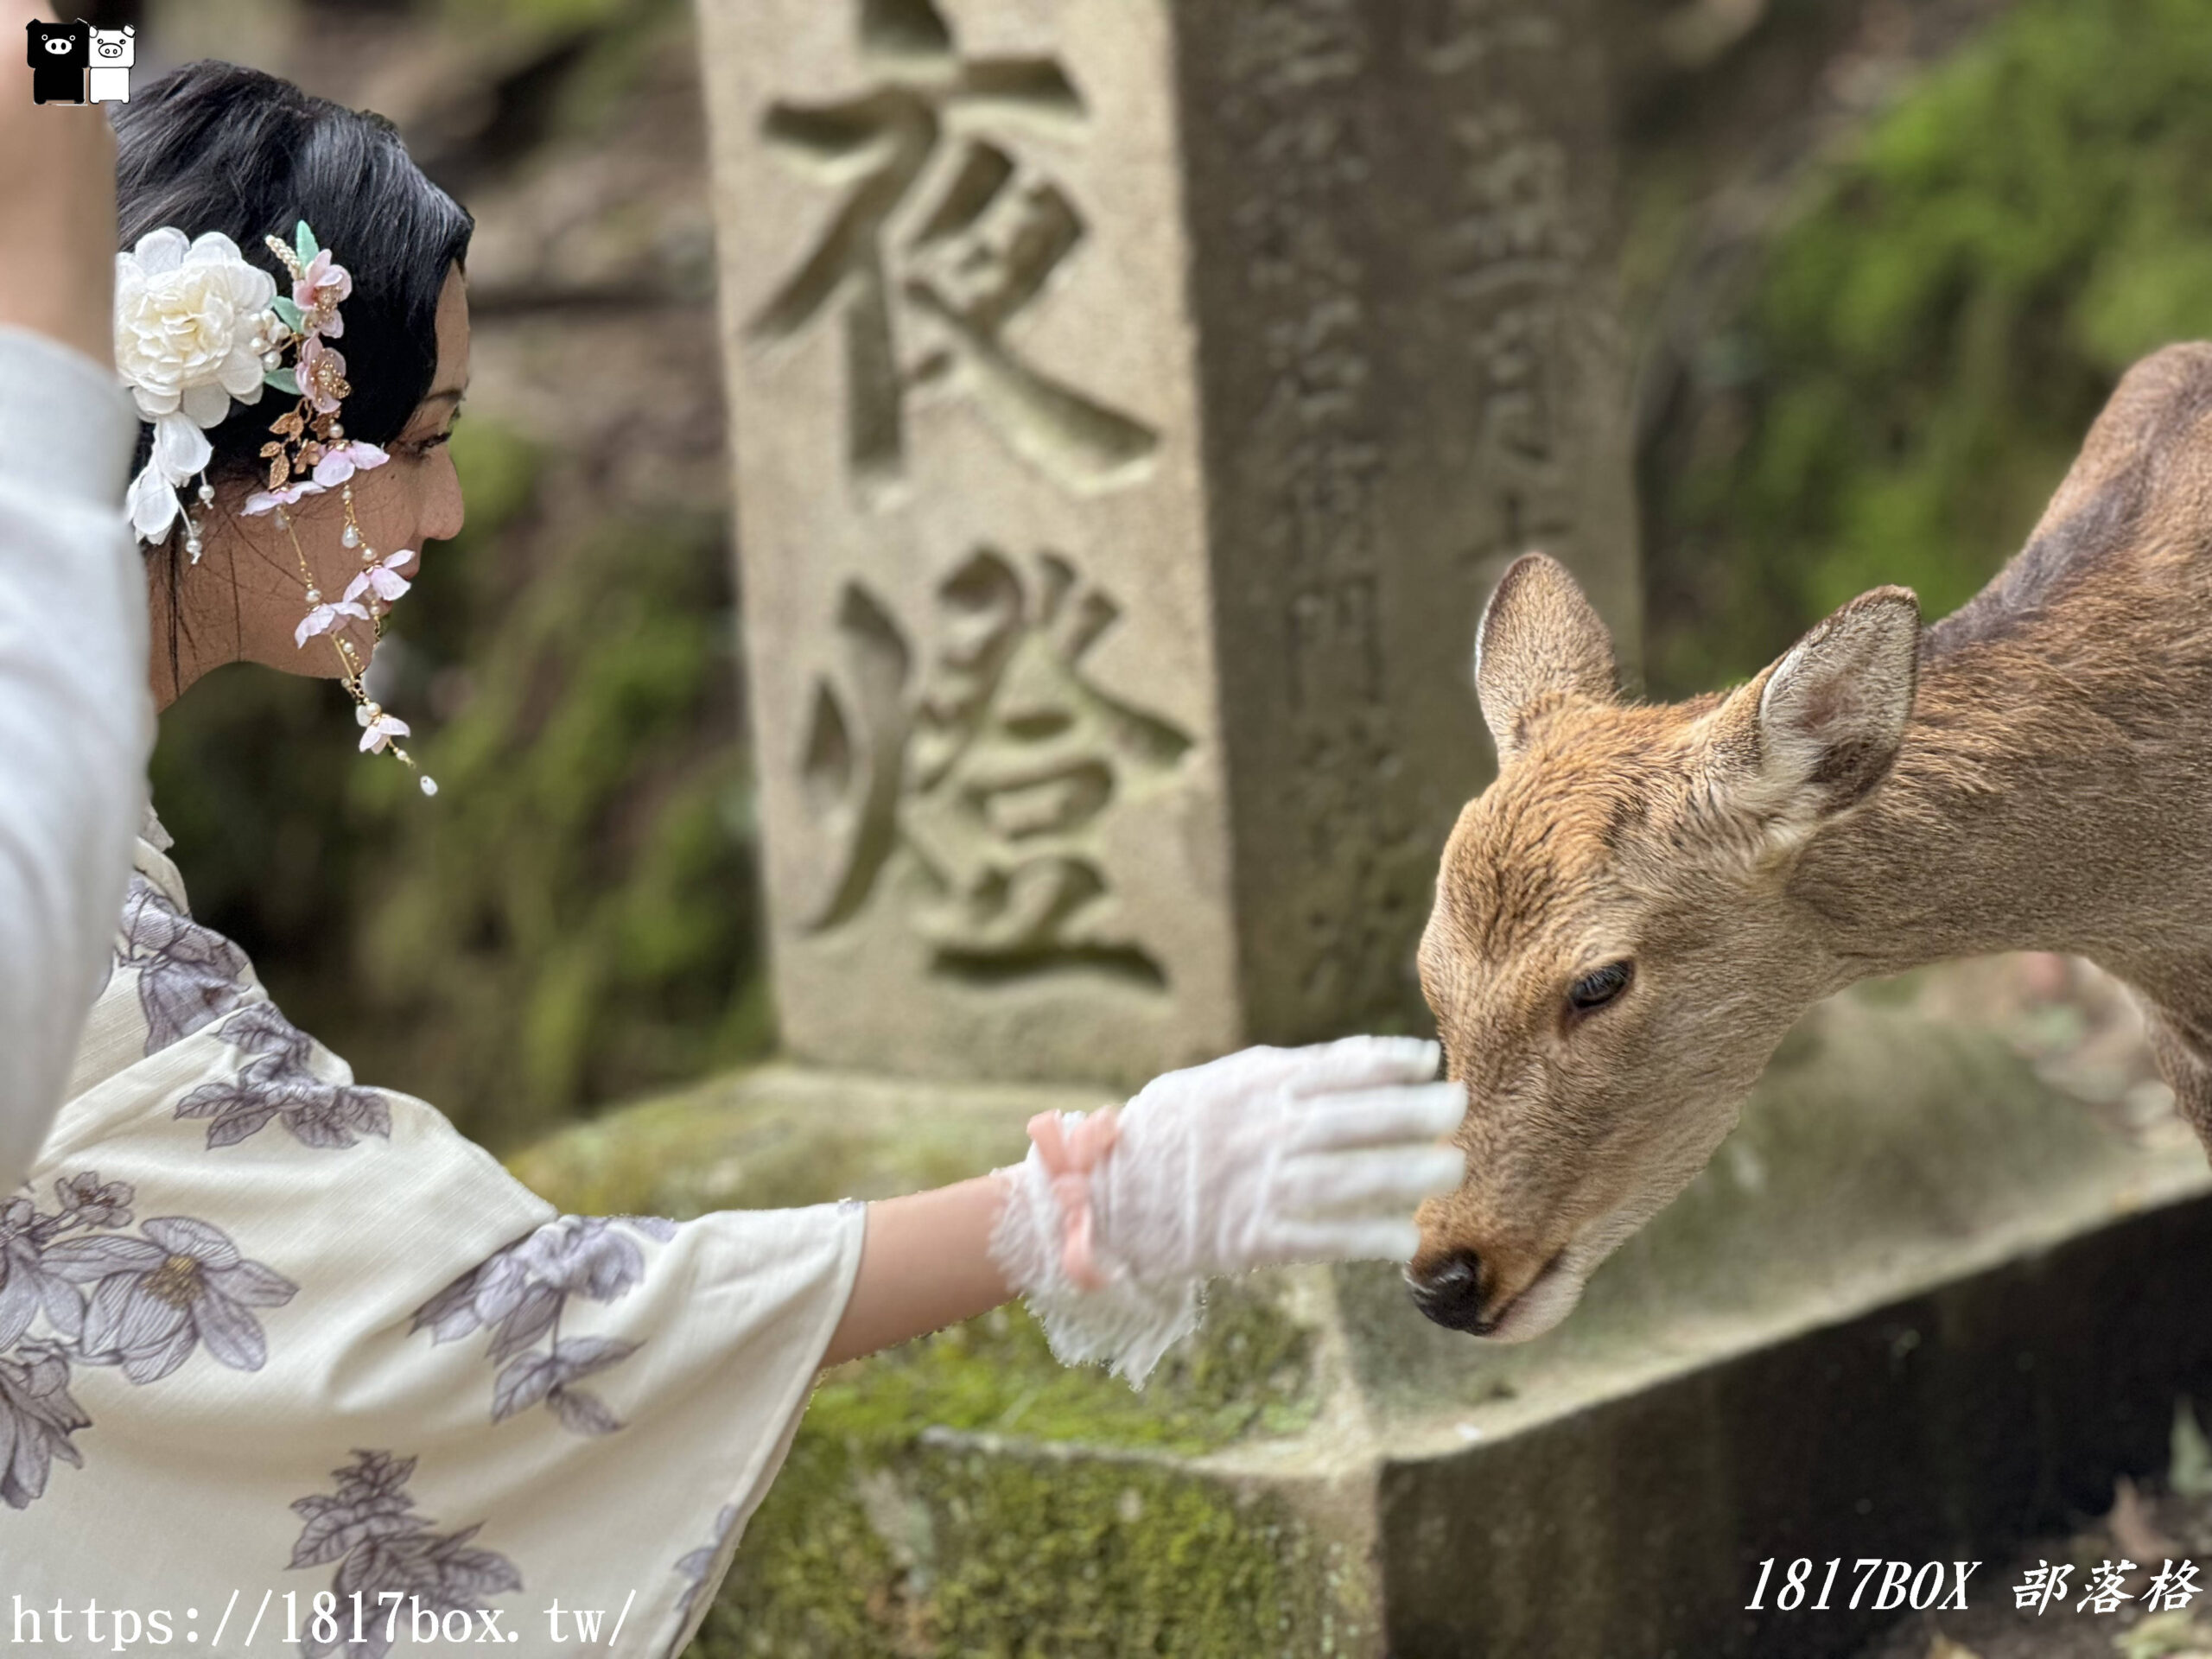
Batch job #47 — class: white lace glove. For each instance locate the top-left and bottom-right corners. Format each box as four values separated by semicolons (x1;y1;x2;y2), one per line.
988;1037;1467;1386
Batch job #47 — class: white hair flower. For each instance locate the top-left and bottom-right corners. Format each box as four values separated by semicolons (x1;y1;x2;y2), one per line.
113;228;279;541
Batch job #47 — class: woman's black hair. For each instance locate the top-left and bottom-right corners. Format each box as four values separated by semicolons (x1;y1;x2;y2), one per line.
112;60;473;683
116;61;473;474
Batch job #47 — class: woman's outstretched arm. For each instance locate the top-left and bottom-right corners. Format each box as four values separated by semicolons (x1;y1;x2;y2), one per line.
817;1039;1469;1377
0;7;155;1186
820;1176;1012;1369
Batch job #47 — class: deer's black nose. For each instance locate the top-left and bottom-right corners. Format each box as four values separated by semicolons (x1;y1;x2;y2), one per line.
1408;1250;1495;1335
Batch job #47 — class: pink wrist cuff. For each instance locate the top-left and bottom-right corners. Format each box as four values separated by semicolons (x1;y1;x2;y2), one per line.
1026;1106;1122;1292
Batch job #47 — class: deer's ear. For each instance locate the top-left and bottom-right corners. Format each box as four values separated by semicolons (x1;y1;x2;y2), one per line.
1714;586;1922;831
1473;553;1618;766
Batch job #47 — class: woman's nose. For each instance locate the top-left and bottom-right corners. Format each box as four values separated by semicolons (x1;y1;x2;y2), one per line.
423;451;465;543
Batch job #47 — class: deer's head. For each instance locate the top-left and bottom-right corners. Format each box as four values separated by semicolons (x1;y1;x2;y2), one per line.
1412;553;1923;1340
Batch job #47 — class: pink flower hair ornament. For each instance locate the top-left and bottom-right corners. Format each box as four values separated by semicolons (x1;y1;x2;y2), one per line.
356;702;410;754
296;594;370;651
242;479;325;517
343;548;415;608
312;441;385;488
292;246;350;335
112;217;438;798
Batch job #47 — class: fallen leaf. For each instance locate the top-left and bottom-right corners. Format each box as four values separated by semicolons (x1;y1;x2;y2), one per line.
1926;1637;1980;1659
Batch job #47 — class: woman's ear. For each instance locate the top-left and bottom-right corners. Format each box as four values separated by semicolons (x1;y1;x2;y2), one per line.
1472;552;1618;767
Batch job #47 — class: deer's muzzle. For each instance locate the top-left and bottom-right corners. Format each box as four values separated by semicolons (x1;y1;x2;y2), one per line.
1408;1245;1566;1338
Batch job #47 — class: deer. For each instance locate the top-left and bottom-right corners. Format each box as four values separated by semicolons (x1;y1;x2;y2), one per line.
1409;341;2212;1343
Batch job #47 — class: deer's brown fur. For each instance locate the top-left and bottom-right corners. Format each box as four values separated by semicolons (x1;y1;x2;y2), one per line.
1413;342;2212;1342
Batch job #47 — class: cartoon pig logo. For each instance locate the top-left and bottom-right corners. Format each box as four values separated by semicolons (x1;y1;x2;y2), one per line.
88;25;133;105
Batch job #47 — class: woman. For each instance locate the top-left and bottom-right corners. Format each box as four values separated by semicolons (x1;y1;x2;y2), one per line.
6;61;1467;1656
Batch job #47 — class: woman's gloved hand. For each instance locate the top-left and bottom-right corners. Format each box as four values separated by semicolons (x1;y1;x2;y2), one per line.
1092;1037;1466;1279
989;1037;1467;1386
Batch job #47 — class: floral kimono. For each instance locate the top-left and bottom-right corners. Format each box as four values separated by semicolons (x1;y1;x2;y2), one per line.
4;810;864;1657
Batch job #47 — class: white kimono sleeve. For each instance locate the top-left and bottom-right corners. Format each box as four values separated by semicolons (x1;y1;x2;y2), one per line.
0;324;152;1191
12;828;867;1658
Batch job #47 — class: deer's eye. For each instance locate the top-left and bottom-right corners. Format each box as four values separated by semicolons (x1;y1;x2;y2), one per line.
1567;961;1633;1015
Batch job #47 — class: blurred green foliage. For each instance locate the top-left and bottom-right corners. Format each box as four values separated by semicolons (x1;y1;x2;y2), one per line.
149;415;771;1151
1648;0;2212;694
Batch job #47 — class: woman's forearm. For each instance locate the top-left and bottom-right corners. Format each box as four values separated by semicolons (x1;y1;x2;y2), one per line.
818;1175;1016;1369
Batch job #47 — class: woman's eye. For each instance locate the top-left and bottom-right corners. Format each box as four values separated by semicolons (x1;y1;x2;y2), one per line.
1566;961;1633;1015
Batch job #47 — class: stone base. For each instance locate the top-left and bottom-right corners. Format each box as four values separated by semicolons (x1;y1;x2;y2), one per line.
1380;1195;2212;1657
507;996;2212;1658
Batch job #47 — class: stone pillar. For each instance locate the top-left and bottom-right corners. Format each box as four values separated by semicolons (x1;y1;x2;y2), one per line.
696;0;1636;1089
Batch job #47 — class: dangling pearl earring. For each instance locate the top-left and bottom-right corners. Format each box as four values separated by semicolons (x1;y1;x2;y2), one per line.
183;476;215;563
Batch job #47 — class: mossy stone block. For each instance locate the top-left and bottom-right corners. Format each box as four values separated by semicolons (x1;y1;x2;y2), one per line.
507;999;2212;1655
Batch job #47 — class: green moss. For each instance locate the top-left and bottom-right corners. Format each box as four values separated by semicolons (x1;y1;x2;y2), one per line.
807;1287;1318;1459
1649;0;2212;693
510;1067;1321;1444
580;1189;1325;1656
510;1077;1333;1653
693;1433;897;1655
696;1420;1346;1659
504;1068;1033;1219
513;1086;1319;1451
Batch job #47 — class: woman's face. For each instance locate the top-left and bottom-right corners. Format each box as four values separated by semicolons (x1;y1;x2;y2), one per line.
200;263;470;684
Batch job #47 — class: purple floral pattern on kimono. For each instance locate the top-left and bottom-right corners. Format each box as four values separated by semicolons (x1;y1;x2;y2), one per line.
174;1004;393;1151
670;1503;740;1637
0;1173;296;1505
410;1214;676;1438
0;1342;88;1511
289;1449;523;1659
49;1213;298;1382
117;876;249;1055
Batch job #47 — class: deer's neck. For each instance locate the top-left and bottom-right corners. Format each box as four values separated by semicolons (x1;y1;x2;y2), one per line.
1790;620;2196;987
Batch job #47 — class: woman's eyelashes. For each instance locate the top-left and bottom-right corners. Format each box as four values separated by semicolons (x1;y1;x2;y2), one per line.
397;409;462;458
